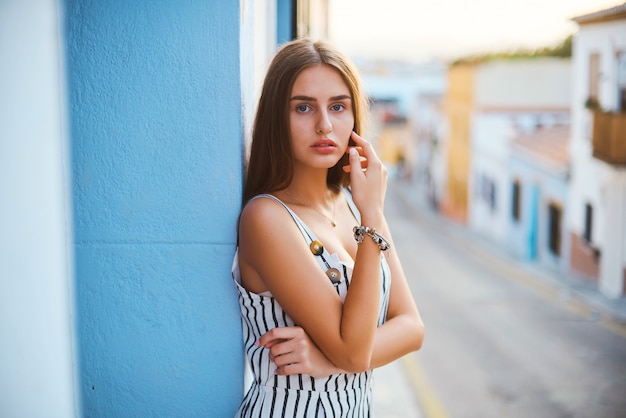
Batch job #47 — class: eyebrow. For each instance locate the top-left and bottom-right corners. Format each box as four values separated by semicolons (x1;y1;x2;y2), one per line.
289;94;352;102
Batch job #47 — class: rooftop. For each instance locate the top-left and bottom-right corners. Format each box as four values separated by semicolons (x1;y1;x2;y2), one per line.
511;125;570;170
572;2;626;24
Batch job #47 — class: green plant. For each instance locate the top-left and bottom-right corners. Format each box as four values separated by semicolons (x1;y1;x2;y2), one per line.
584;96;601;111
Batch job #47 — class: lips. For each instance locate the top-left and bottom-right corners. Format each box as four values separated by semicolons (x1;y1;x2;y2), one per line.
312;139;337;149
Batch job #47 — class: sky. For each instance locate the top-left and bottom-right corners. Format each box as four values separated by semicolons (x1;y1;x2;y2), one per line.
328;0;622;61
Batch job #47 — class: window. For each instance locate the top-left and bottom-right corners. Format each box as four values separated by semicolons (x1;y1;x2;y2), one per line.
489;182;497;212
481;175;496;212
618;52;626;111
511;180;521;222
589;53;600;101
548;202;562;256
583;203;593;243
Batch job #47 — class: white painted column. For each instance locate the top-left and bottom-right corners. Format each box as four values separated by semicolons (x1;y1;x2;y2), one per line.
599;174;626;299
0;0;77;416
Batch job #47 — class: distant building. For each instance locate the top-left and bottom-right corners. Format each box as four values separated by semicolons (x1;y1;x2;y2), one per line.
468;59;571;243
508;125;571;272
441;59;571;228
359;61;446;177
441;63;475;222
567;3;626;298
414;92;447;209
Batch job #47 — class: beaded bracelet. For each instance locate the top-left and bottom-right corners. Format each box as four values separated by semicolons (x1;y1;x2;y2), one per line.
353;226;391;252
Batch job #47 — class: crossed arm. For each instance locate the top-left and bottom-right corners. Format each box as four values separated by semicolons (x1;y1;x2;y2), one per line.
257;219;425;377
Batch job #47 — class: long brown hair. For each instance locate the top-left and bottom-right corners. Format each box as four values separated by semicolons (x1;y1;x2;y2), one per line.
242;39;369;204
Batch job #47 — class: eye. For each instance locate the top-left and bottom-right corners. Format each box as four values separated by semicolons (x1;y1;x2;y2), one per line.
330;104;345;111
296;104;311;113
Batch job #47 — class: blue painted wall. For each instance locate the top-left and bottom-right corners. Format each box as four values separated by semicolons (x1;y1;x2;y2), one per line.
528;184;539;261
277;0;294;44
508;156;570;270
64;1;244;415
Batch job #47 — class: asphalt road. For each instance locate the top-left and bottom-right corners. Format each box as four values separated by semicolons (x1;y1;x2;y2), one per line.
384;180;626;418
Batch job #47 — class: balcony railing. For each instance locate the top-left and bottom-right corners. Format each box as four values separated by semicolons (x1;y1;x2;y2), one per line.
592;111;626;165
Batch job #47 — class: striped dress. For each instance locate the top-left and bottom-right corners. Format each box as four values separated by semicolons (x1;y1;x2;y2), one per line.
232;191;391;418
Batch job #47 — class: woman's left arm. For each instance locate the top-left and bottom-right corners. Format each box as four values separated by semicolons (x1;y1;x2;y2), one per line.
368;219;424;368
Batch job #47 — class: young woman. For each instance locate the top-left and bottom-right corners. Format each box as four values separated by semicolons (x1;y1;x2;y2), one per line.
232;38;424;417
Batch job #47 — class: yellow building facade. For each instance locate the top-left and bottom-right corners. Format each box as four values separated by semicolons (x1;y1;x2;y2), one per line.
441;63;475;223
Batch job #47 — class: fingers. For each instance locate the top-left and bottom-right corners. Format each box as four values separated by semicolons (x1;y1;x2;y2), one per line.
351;132;382;170
342;131;380;173
342;146;367;173
349;131;376;158
349;130;368;147
264;330;310;373
257;327;307;363
271;349;301;367
256;326;301;348
348;147;362;177
346;132;382;181
342;132;388;218
275;361;313;376
267;330;307;359
258;326;341;378
257;327;311;374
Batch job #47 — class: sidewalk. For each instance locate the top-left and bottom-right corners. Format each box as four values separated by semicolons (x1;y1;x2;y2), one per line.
374;358;424;418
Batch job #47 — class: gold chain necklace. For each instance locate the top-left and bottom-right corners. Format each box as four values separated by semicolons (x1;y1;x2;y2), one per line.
284;189;337;227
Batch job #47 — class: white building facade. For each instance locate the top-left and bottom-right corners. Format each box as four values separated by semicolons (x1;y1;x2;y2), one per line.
469;59;571;244
567;4;626;299
414;91;448;209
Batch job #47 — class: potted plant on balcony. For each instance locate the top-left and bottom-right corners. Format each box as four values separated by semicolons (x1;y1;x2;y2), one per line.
584;96;601;111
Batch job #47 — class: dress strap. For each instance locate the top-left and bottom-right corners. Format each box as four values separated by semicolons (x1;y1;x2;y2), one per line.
249;194;317;245
341;188;361;225
248;192;347;282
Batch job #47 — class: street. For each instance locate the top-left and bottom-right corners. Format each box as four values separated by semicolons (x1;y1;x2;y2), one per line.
384;180;626;418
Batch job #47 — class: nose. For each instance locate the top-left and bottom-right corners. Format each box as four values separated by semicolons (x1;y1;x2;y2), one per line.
316;110;332;135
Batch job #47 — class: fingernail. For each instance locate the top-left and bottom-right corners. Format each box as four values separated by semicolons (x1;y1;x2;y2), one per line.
349;148;357;156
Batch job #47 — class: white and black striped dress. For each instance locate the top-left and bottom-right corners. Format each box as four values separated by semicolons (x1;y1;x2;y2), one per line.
232;191;391;418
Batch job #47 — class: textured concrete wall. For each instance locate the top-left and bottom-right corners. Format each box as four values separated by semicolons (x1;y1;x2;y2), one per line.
64;0;244;415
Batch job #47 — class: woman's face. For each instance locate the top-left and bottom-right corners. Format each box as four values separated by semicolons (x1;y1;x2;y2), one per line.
288;64;354;172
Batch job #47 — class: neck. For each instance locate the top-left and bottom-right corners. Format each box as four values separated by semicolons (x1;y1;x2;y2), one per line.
281;172;338;228
284;170;336;205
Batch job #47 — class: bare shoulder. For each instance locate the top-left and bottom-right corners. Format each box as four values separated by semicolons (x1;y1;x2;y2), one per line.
237;197;293;292
238;195;344;336
239;195;291;235
238;195;303;268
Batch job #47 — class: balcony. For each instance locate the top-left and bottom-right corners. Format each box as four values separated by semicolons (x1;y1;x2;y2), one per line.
592;111;626;165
